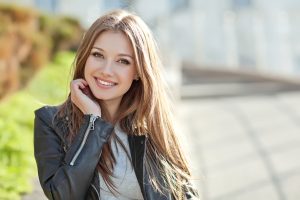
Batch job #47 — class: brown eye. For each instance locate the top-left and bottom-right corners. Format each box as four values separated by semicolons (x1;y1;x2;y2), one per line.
119;59;130;65
92;52;104;58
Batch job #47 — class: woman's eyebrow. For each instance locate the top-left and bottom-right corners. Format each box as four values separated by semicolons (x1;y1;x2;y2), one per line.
118;53;133;59
92;46;133;59
92;46;104;51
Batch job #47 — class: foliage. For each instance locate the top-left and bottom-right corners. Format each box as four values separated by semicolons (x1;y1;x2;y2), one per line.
0;51;74;200
38;14;84;54
0;3;37;22
0;3;83;99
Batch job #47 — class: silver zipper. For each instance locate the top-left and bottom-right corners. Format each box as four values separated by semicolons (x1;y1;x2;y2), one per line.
91;184;100;199
70;114;98;166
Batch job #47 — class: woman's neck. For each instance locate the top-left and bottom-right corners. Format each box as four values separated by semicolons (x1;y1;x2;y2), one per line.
101;98;121;121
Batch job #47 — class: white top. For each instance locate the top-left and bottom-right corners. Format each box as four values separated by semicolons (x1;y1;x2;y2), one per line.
98;123;144;200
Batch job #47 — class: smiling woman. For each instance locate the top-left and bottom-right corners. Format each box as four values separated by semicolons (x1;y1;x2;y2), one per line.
33;9;199;200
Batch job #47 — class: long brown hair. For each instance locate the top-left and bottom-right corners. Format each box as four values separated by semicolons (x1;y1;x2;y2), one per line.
57;9;193;199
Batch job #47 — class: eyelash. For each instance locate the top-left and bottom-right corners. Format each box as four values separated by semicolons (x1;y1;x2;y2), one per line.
91;52;103;58
91;52;130;65
119;59;130;65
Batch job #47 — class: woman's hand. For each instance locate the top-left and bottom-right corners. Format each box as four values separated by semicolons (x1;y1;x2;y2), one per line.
70;79;101;117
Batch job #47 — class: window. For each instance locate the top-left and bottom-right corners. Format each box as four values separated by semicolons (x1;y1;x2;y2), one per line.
232;0;252;9
170;0;189;11
103;0;135;9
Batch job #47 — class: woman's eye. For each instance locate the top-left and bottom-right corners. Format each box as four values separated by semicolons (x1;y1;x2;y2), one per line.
91;52;103;58
118;59;130;65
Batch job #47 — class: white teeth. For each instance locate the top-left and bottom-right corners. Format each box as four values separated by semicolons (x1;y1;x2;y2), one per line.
97;79;116;86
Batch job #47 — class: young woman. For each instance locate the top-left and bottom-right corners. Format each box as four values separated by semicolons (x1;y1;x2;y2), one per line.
34;9;198;200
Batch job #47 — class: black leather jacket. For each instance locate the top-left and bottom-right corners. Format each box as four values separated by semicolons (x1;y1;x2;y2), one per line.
34;106;197;200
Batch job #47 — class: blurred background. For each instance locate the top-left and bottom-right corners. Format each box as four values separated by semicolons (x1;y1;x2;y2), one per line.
1;0;300;200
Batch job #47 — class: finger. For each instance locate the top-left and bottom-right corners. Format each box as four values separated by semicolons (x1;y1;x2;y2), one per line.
75;78;88;85
81;79;88;85
71;80;85;90
78;82;86;89
70;80;80;89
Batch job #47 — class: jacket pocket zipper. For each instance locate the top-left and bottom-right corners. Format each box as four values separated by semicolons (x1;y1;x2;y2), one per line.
70;114;98;166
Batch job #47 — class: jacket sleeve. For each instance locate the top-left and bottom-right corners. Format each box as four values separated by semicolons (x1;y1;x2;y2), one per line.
34;107;114;200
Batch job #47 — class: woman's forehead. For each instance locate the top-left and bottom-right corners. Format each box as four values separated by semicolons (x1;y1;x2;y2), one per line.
93;30;134;56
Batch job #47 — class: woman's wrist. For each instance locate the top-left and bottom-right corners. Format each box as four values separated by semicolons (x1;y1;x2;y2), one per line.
84;108;101;118
87;112;101;118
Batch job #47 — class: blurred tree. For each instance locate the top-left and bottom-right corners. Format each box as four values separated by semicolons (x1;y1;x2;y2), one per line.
0;3;83;100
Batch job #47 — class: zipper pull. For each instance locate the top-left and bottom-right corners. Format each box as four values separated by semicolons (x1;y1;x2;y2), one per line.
90;115;98;130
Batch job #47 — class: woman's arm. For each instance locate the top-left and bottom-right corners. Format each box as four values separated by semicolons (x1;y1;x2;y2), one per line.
34;107;113;200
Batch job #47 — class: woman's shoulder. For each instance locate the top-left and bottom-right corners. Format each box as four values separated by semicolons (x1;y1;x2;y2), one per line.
34;105;60;126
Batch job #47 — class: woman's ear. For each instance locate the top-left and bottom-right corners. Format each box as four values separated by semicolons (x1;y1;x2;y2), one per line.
134;75;140;80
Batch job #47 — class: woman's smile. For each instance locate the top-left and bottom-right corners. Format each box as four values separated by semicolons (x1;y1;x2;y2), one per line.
94;77;117;89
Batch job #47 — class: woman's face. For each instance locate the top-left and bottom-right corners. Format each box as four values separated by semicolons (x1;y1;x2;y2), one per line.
84;30;137;106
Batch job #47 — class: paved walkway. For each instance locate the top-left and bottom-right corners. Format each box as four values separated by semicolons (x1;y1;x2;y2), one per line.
22;178;47;200
178;91;300;200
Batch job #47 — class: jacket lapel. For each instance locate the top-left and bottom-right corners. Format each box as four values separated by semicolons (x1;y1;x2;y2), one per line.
128;135;147;198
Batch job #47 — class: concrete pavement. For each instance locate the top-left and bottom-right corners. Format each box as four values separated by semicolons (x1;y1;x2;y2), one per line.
178;91;300;200
22;178;46;200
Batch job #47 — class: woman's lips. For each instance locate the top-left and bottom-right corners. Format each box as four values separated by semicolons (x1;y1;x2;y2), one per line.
94;77;117;88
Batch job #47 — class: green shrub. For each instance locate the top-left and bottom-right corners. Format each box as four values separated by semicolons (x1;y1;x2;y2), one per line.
38;14;84;54
0;51;74;200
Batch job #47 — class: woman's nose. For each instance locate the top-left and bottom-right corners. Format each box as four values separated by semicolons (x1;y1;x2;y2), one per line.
100;59;114;75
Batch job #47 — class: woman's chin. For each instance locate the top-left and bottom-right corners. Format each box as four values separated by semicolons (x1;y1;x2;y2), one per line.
94;95;118;102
